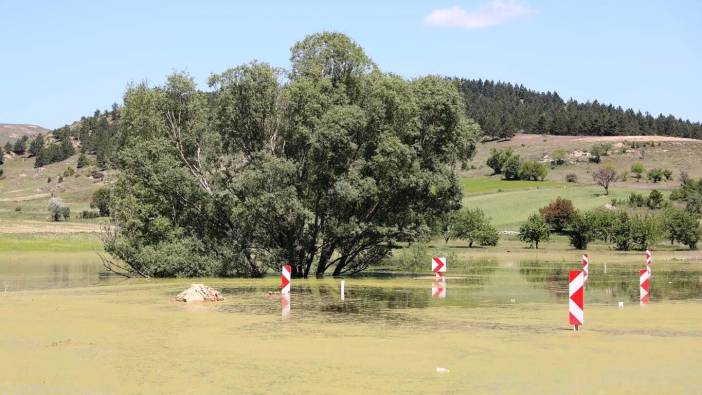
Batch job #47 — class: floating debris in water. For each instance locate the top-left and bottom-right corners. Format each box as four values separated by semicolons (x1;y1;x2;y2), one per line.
618;302;624;309
436;367;449;373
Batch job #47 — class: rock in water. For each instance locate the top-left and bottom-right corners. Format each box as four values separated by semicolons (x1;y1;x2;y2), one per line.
176;284;224;302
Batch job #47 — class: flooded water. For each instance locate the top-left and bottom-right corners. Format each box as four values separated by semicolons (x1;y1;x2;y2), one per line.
2;254;700;319
2;252;702;393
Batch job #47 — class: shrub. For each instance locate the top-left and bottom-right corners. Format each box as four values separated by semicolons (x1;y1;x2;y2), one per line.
566;211;595;250
519;161;548;181
58;176;64;183
628;192;645;207
48;198;68;222
611;211;632;250
565;173;578;183
589;209;617;243
60;206;71;220
47;177;52;183
91;187;111;217
629;215;661;250
662;207;701;249
551;149;567;166
390;243;430;272
444;207;499;247
646;190;663;209
63;167;75;177
14;206;21;212
589;143;611;163
519;213;550;249
539;197;576;232
647;168;664;183
503;155;521;180
486;148;515;175
80;210;101;219
77;153;89;168
663;169;673;181
631;163;645;182
620;170;628;182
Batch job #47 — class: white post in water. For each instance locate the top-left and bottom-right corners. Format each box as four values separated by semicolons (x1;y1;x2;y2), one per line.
604;262;607;274
340;280;345;301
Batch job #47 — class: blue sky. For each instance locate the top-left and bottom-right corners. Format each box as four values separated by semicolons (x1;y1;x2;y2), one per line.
1;0;701;129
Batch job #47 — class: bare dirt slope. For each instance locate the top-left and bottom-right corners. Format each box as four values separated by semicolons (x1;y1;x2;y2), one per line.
0;123;48;144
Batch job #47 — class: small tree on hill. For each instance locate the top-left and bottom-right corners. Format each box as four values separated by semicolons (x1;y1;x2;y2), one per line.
592;165;618;195
551;149;567;166
663;169;673;181
539;197;576;232
447;207;499;247
646;190;663;209
519;161;548;181
48;198;69;222
29;135;44;157
503;154;521;180
631;163;645;182
3;142;12;154
486;148;514;175
519;213;550;249
647;168;664;183
91;187;111;217
77;153;89;168
12;137;27;155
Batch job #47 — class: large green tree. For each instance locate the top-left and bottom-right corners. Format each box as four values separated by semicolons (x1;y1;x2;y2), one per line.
105;33;480;278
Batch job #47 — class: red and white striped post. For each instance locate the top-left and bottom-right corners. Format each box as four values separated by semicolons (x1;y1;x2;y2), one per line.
581;254;590;282
432;256;446;273
281;264;291;294
645;249;653;275
640;269;650;304
569;270;585;331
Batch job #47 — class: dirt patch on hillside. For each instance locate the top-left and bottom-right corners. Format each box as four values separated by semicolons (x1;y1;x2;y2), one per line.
509;133;701;145
0;193;51;202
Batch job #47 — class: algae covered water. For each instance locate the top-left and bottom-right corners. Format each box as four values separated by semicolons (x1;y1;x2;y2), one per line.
1;253;701;393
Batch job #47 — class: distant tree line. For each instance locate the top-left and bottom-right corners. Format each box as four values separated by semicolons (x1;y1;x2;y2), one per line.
456;79;702;140
520;189;702;250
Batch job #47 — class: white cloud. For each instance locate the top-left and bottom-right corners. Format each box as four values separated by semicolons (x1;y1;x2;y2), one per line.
424;1;535;29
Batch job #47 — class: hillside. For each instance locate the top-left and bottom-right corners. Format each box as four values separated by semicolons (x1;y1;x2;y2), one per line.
0;123;48;144
0;151;111;231
2;131;699;233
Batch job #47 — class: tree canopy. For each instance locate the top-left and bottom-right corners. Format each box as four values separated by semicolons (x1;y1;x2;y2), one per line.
104;32;480;278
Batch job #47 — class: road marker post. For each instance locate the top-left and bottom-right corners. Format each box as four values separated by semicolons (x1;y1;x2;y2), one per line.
569;270;585;331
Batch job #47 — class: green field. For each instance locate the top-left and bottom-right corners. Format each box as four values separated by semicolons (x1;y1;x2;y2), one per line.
462;177;562;194
0;233;101;252
462;178;648;230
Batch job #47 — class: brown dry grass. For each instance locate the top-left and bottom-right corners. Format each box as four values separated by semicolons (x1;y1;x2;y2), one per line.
466;133;702;182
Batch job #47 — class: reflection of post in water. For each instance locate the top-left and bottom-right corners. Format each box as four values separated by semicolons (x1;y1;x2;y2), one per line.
432;276;447;299
639;269;650;304
281;293;290;319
